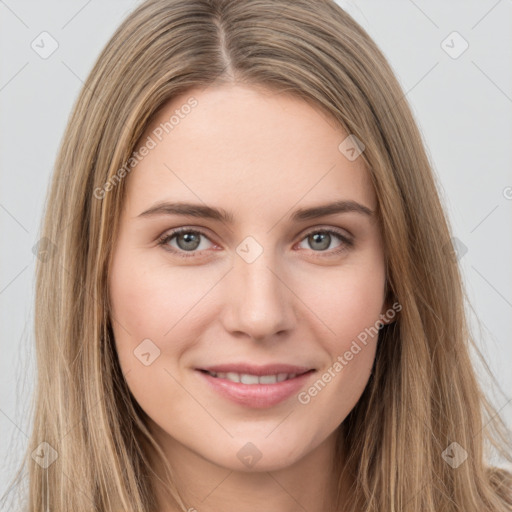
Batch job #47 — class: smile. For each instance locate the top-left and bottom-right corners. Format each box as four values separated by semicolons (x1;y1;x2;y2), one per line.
196;369;316;408
202;370;302;384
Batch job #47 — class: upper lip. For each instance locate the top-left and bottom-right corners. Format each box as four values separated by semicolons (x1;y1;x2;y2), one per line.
197;363;315;376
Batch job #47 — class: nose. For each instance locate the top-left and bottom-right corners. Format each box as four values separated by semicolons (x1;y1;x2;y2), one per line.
220;247;296;341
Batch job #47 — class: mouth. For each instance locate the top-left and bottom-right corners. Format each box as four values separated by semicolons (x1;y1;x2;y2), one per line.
197;368;314;384
194;368;317;408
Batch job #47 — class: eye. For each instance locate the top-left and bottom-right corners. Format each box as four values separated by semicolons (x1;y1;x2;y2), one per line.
157;226;354;259
296;228;353;257
158;228;215;258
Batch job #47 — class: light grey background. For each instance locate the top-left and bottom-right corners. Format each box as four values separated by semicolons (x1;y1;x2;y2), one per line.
1;0;511;501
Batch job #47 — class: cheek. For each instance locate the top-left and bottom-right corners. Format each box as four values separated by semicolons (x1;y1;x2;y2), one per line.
108;250;219;371
327;275;384;340
109;251;175;366
309;258;385;341
109;256;162;343
108;252;198;418
110;249;190;333
303;254;385;382
295;268;384;422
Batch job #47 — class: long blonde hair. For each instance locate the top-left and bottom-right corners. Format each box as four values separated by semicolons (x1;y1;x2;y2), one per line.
4;0;511;510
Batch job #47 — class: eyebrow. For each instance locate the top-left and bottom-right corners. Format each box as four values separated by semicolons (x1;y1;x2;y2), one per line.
137;200;373;223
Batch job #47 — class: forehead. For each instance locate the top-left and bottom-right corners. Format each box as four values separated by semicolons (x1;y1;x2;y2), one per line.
123;84;375;220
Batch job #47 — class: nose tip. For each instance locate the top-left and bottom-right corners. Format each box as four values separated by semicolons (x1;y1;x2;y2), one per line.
221;252;295;341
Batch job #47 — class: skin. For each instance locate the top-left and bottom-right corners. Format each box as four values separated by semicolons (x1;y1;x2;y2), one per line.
108;83;388;512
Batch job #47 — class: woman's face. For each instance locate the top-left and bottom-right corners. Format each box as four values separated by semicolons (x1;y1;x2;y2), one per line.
109;83;387;474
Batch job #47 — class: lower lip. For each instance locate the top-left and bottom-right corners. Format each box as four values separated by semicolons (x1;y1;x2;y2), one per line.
195;370;316;408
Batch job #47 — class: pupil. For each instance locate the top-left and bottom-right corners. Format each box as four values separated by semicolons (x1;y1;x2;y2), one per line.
179;232;200;250
311;232;329;250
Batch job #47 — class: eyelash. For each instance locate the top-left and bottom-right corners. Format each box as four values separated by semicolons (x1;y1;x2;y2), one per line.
157;226;354;259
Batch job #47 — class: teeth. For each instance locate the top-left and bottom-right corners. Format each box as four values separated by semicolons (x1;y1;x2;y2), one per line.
207;371;298;384
260;374;279;384
240;374;259;384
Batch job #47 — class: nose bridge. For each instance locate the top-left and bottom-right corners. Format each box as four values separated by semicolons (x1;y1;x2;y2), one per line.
223;239;294;339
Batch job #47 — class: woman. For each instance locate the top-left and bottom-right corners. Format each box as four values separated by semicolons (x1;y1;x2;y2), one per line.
5;0;512;510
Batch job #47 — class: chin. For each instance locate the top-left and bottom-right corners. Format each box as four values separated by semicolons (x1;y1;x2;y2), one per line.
196;434;312;473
